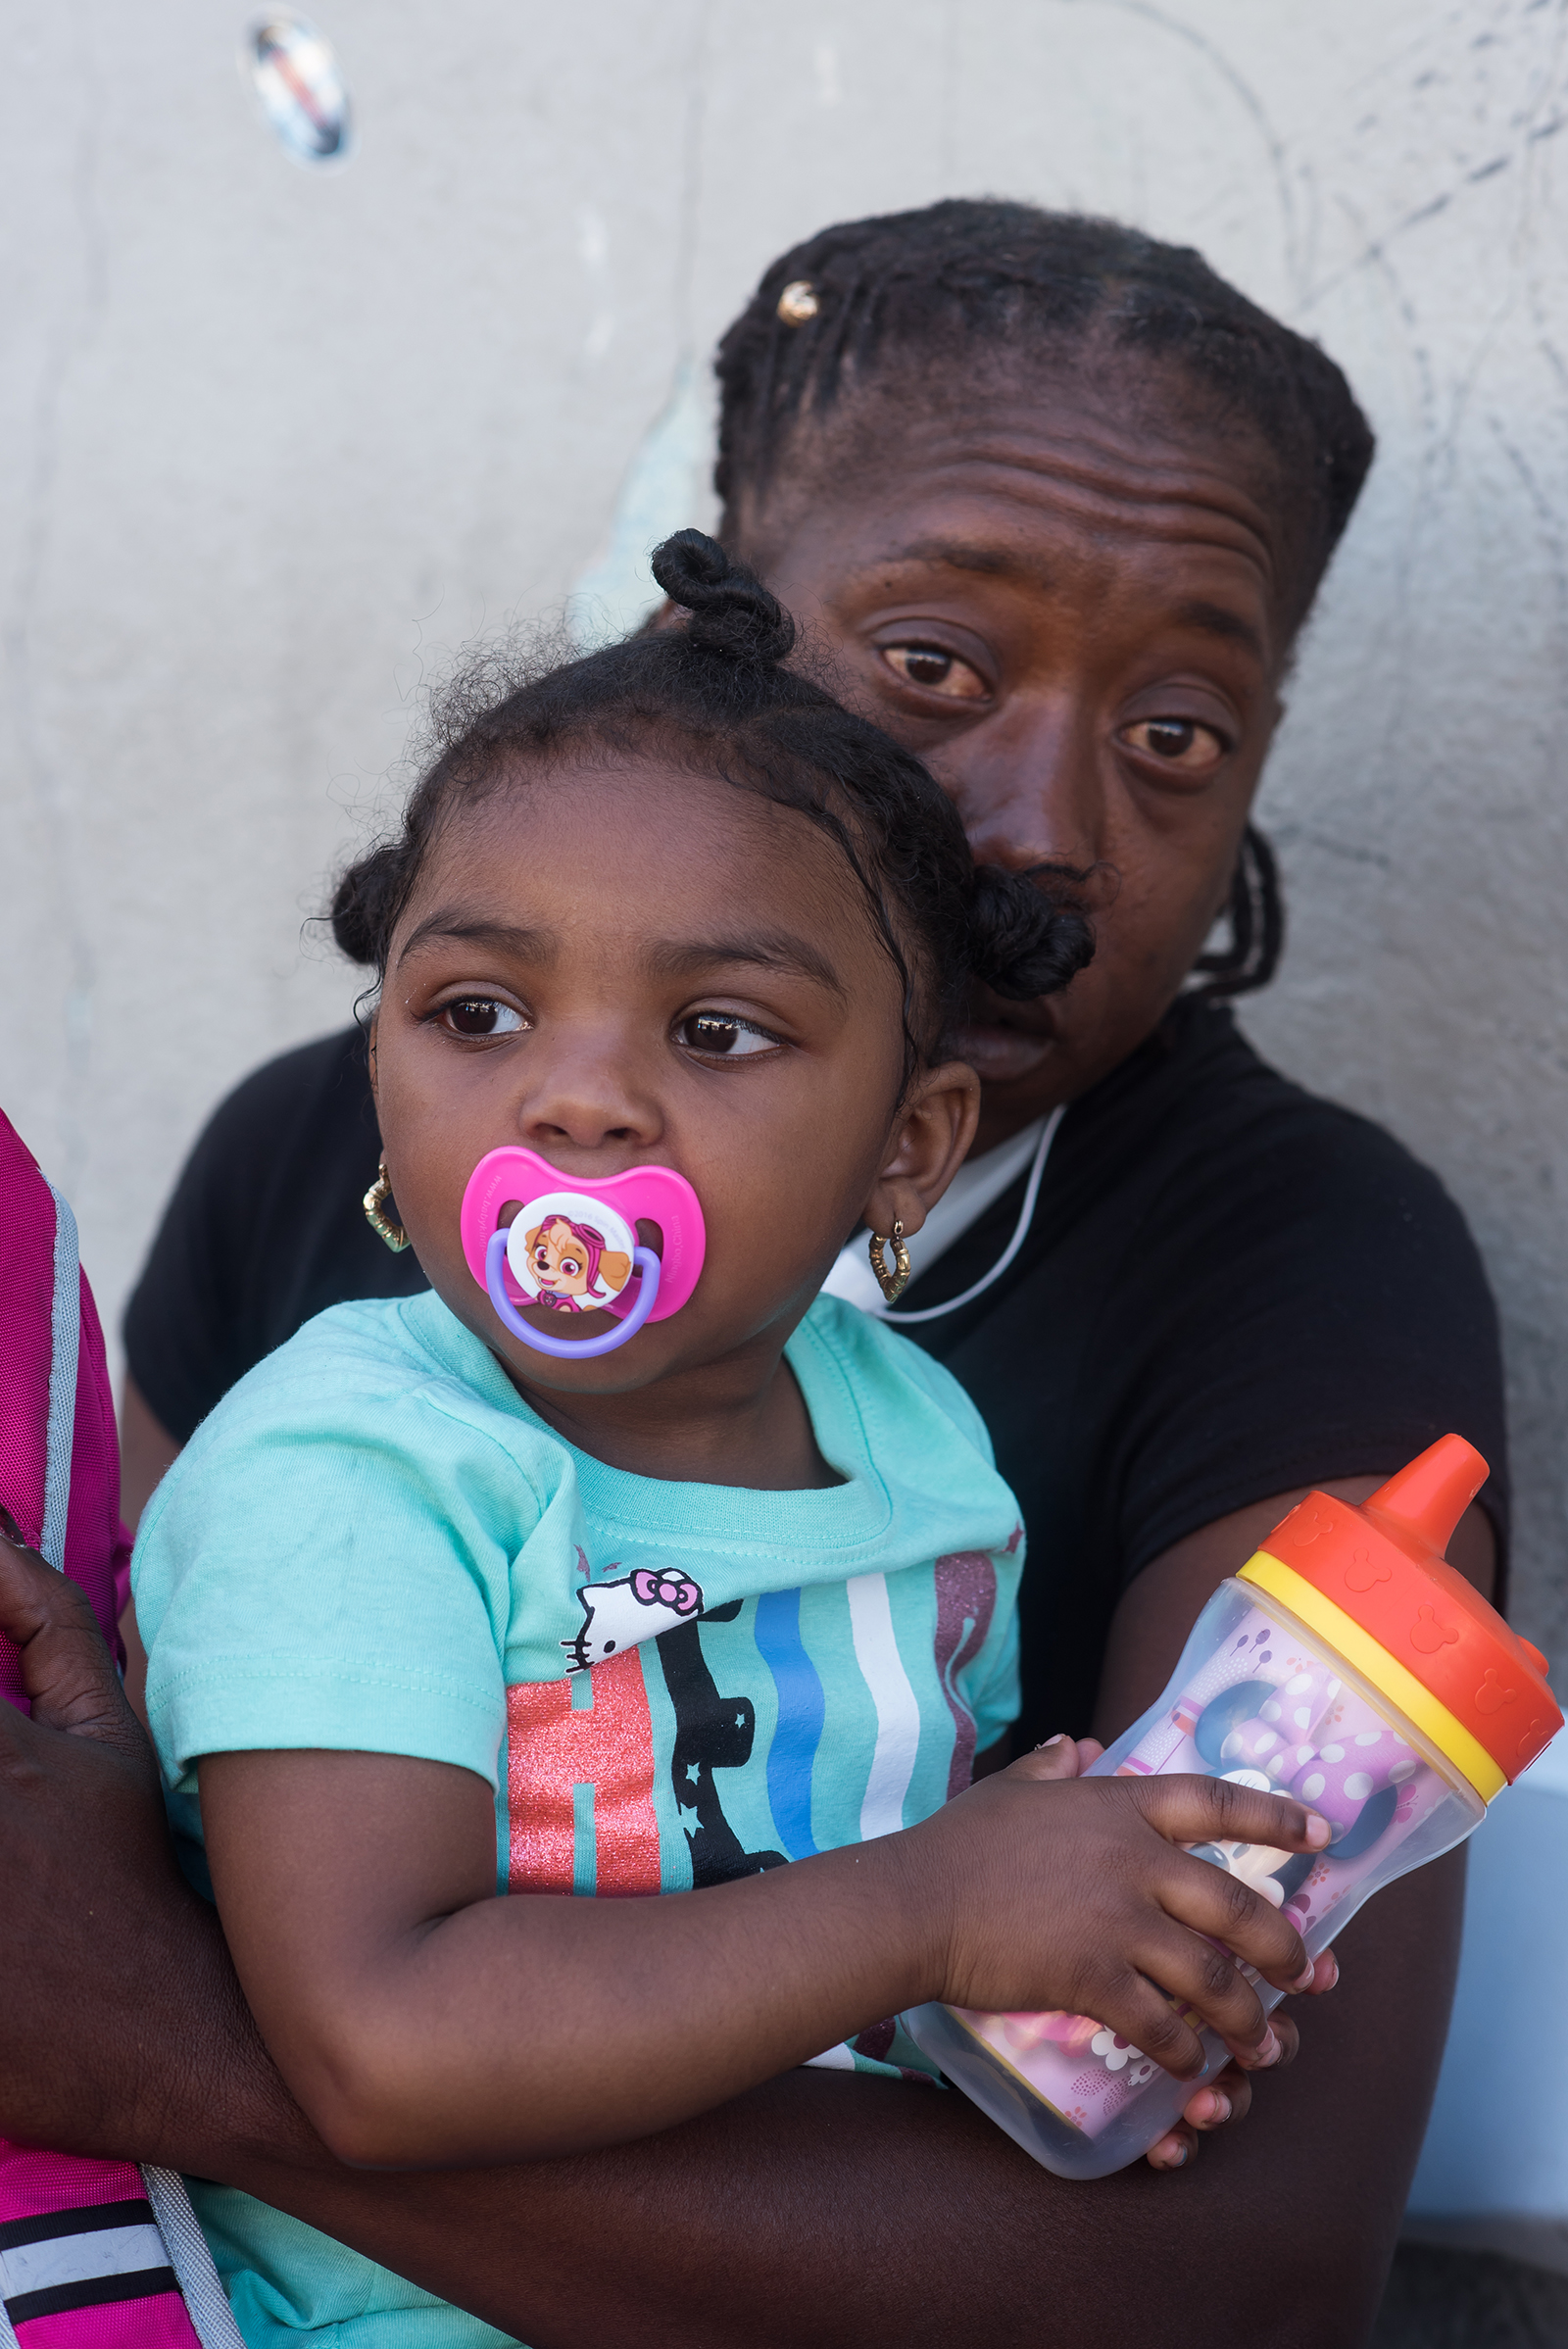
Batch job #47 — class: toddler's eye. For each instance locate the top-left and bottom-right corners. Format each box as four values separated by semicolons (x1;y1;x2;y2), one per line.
1119;717;1227;773
677;1012;780;1058
880;644;988;700
441;997;525;1038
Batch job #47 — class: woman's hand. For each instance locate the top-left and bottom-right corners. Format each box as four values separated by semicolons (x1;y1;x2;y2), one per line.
904;1728;1337;2088
0;1527;302;2171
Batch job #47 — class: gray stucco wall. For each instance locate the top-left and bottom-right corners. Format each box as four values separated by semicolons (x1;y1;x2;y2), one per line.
3;0;1564;1654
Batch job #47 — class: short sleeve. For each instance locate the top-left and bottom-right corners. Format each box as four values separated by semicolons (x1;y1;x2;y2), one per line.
1100;1098;1510;1590
134;1351;540;1795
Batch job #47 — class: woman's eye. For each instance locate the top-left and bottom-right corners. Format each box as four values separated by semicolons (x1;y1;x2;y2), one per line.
440;997;525;1038
880;644;988;700
677;1012;780;1058
1119;717;1227;772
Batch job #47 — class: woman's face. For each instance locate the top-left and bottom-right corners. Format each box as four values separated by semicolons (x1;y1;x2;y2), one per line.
738;370;1292;1150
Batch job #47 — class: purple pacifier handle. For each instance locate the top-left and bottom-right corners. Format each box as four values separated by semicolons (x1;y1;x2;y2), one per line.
485;1231;662;1358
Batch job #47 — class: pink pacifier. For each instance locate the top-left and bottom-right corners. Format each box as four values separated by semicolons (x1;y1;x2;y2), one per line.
459;1148;707;1360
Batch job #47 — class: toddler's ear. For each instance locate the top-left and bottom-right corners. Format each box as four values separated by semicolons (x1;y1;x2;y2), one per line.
860;1058;980;1242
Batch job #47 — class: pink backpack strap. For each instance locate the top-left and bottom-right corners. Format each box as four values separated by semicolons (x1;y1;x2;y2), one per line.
0;1111;244;2349
0;2150;245;2349
0;1112;123;1700
0;2152;186;2349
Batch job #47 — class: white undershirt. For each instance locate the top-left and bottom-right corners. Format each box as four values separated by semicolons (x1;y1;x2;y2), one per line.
819;1115;1051;1317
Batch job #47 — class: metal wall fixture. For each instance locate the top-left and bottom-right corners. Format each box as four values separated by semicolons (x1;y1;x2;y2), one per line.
242;13;354;167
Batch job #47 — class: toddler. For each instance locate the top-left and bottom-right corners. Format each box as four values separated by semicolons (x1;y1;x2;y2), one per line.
134;533;1329;2349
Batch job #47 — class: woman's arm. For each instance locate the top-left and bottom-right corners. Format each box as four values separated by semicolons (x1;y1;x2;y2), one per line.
243;1913;1453;2349
0;1683;1420;2349
0;1520;1371;2349
1093;1478;1496;1732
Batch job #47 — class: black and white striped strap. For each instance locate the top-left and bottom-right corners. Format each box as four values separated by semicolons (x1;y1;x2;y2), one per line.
0;2198;174;2326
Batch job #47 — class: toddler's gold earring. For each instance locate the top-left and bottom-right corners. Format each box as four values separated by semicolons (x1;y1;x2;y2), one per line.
867;1217;911;1305
363;1156;411;1253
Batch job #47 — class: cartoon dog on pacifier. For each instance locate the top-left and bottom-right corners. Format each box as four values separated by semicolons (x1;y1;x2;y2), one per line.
460;1148;707;1361
522;1213;632;1314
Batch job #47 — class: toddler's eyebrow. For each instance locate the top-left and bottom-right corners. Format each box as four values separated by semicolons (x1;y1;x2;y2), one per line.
645;933;847;999
395;916;554;967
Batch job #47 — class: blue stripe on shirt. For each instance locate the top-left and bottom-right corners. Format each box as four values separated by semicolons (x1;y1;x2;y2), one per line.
754;1587;825;1859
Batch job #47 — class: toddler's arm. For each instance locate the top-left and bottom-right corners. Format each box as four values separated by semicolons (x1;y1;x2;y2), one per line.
199;1739;1330;2167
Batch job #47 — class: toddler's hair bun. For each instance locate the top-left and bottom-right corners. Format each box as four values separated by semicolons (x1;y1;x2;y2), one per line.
652;528;796;665
330;841;406;967
968;864;1095;1003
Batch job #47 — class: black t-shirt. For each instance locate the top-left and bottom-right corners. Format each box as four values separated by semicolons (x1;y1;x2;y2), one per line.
124;1027;430;1442
123;1001;1508;1742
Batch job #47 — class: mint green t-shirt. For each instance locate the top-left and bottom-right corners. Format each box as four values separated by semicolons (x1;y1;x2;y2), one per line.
135;1290;1024;2349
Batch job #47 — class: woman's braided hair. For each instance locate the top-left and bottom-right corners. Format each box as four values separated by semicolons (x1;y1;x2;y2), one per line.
713;200;1378;996
331;530;1093;1087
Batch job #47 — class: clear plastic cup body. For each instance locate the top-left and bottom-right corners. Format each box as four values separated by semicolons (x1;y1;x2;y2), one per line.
903;1575;1487;2179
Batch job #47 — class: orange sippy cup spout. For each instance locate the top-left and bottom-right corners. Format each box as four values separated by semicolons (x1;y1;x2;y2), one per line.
1364;1434;1490;1564
1248;1433;1562;1790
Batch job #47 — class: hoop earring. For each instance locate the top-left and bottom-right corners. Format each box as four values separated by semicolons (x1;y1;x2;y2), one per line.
867;1218;911;1305
363;1157;411;1253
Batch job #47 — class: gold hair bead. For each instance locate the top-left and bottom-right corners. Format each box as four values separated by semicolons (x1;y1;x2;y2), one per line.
776;279;820;326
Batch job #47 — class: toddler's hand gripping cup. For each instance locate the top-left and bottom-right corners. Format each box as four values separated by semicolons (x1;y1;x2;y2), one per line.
460;1148;706;1360
903;1436;1563;2178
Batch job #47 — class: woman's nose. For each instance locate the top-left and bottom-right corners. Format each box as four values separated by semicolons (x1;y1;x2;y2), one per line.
944;702;1116;905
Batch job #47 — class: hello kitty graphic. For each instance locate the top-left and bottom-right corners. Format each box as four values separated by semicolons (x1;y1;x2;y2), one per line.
564;1565;706;1672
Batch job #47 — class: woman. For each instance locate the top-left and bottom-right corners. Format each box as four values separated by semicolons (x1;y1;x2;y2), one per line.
6;204;1505;2346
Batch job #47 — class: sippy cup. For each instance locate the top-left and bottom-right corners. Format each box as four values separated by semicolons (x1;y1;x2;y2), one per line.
903;1436;1563;2179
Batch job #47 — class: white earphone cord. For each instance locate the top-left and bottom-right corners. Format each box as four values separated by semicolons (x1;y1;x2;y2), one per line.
878;1102;1066;1325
